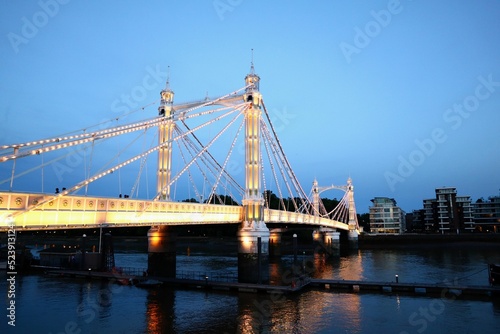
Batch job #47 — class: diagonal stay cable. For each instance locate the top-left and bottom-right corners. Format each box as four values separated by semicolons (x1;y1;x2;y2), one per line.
9;134;171;218
206;113;245;205
261;98;311;210
0;86;250;163
174;126;203;202
152;109;244;201
179;105;247;194
261;122;287;211
260;119;301;212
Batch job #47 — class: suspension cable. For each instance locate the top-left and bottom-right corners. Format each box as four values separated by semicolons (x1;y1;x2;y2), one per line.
0;115;165;163
10;129;172;217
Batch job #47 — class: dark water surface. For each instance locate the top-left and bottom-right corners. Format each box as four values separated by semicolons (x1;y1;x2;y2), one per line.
2;239;500;333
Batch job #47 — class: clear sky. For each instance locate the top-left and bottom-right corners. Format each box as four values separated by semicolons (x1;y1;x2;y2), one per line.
1;0;500;213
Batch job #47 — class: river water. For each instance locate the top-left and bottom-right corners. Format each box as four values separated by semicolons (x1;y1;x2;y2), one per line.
1;238;500;333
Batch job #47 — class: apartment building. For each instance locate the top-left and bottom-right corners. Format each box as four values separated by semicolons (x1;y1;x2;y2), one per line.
369;197;406;234
423;187;475;234
472;196;500;233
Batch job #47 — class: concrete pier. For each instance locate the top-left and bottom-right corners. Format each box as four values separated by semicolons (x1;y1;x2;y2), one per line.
348;229;359;249
313;227;340;256
237;228;270;284
148;226;176;277
269;228;282;258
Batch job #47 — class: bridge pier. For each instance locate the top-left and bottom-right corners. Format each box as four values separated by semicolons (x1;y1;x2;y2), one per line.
237;227;270;284
348;229;359;249
312;227;340;256
269;228;282;258
100;233;115;271
147;226;176;277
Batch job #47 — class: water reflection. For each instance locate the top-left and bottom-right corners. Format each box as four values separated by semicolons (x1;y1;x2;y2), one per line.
145;288;175;333
237;292;305;333
111;246;500;333
4;240;499;333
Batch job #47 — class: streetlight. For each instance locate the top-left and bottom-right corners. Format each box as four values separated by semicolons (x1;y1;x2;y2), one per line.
82;234;87;270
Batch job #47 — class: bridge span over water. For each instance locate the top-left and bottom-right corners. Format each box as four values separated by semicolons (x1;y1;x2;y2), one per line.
1;62;360;282
0;191;351;231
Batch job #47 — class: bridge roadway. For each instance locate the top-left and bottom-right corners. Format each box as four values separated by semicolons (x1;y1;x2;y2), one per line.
0;191;349;231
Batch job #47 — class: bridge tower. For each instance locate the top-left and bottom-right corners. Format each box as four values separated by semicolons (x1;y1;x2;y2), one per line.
311;180;340;255
347;177;359;248
148;74;177;278
237;60;270;283
157;74;175;201
312;179;320;216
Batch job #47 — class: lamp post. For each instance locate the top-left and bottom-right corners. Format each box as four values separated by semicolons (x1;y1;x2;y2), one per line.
82;234;86;270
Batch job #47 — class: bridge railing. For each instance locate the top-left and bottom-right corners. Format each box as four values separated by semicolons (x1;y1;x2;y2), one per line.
115;267;148;277
176;270;238;282
117;268;238;282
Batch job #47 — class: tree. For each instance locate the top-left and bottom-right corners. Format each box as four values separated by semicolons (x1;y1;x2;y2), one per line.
204;194;239;206
182;198;199;203
357;213;370;232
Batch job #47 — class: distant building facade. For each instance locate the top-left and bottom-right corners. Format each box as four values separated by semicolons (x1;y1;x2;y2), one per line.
423;187;475;234
406;209;425;233
472;196;500;233
369;197;406;234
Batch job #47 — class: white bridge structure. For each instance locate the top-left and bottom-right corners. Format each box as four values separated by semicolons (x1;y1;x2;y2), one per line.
0;61;360;281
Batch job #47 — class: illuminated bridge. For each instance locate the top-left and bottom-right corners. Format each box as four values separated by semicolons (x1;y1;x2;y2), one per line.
0;61;360;282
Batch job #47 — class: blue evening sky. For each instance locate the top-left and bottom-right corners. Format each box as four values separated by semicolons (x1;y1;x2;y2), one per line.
1;0;499;213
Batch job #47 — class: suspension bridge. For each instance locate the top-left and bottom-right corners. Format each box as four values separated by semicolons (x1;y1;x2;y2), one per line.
0;62;361;282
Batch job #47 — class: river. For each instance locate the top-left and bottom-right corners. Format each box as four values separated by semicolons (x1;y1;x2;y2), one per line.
1;237;500;333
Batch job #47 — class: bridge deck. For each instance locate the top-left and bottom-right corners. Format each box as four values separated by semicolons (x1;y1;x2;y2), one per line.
0;192;350;231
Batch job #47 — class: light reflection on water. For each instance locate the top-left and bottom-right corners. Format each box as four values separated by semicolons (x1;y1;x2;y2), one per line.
1;242;500;333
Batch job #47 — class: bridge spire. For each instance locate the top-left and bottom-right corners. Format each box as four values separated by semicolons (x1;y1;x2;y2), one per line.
157;67;175;200
249;48;255;75
312;179;320;216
